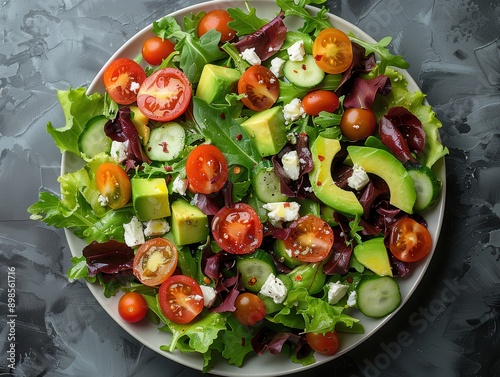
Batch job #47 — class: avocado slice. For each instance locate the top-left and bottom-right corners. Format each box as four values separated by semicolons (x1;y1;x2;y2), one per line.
170;199;209;246
196;64;241;105
347;146;416;214
240;106;288;157
309;136;364;216
353;237;393;276
131;177;170;221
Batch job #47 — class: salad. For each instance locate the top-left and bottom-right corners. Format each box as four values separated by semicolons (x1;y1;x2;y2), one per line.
29;0;448;372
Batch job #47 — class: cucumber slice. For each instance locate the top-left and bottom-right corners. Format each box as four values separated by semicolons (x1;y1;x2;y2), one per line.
407;164;442;211
252;166;288;203
283;54;325;88
273;239;304;269
145;122;185;161
236;250;277;293
357;276;401;318
78;115;111;158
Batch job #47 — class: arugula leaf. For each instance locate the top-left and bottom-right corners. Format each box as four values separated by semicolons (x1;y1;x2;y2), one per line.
221;315;255;366
227;7;268;36
67;256;91;282
276;0;332;35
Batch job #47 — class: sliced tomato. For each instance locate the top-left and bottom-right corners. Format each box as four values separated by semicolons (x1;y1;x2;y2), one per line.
283;215;334;263
197;9;236;43
212;203;263;254
118;292;148;323
313;28;353;74
186;144;228;194
158;275;204;324
238;65;279;111
142;36;176;66
136;67;192;122
133;238;178;287
95;162;131;209
234;293;266;326
103;58;146;105
305;331;340;355
389;217;432;262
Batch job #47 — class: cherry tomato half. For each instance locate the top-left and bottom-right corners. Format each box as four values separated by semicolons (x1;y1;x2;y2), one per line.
212;203;263;254
305;331;340;355
118;292;148;323
137;67;192;122
340;107;377;141
197;9;236;43
158;275;204;324
313;28;353;74
133;238;178;287
142;36;176;66
283;215;334;263
95;162;131;209
302;90;340;116
186;144;228;194
389;217;432;262
234;293;266;326
238;65;280;111
103;58;146;105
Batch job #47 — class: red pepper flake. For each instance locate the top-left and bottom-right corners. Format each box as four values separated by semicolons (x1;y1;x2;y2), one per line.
293;69;298;73
318;155;325;162
236;133;242;141
314;54;323;62
164;165;173;172
299;132;307;137
159;142;169;153
317;181;322;186
283;202;291;208
294;275;303;282
346;277;353;284
220;113;226;120
302;64;307;70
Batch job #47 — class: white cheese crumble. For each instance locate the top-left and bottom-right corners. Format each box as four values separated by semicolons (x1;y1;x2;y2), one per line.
262;201;300;226
129;81;140;93
97;194;109;207
327;281;349;305
144;219;170;237
281;150;300;181
123;216;145;247
287;40;305;62
110;140;129;164
200;285;217;308
270;57;286;77
240;48;261;65
259;273;288;304
283;98;305;124
347;290;357;307
347;163;370;191
172;175;188;196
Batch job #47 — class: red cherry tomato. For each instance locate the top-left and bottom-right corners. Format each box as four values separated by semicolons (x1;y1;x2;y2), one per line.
283;215;334;263
158;275;204;324
238;65;280;111
133;238;178;287
197;9;236;43
95;162;131;209
234;293;266;326
103;58;146;105
142;36;176;66
212;203;263;254
118;292;148;323
305;331;340;355
186;144;228;194
302;90;340;116
313;28;353;74
340;107;377;141
389;217;432;262
136;67;192;122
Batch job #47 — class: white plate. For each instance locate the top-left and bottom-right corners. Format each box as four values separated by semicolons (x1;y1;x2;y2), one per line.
63;0;446;375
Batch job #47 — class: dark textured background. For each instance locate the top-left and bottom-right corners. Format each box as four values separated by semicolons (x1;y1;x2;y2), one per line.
1;0;499;376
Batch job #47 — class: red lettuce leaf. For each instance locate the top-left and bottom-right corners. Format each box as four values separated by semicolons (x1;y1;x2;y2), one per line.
343;75;392;109
82;239;135;277
337;42;377;92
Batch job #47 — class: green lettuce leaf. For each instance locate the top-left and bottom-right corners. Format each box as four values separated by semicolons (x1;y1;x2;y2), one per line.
227;7;268;36
277;0;332;35
221;315;255;366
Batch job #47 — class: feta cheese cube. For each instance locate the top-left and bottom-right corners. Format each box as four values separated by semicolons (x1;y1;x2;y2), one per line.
347;163;370;191
283;98;305;124
172;175;188;196
240;48;261;65
97;194;109;207
262;201;300;226
259;273;288;304
281;150;300;181
110;140;129;164
270;57;286;77
123;216;145;247
327;281;349;305
144;219;170;237
287;40;305;62
200;285;217;308
347;290;357;307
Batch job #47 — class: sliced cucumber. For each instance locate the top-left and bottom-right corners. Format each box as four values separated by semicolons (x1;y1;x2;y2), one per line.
357;276;401;318
236;250;277;293
252;165;288;203
78;115;111;158
145;122;185;161
273;239;305;269
283;54;325;88
407;163;442;211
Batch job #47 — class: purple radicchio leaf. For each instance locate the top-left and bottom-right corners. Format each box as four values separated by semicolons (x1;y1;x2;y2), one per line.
323;227;353;275
233;11;287;61
82;239;135;277
343;75;392;109
337;42;377;92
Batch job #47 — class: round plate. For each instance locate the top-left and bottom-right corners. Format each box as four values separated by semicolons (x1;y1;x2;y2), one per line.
62;0;446;375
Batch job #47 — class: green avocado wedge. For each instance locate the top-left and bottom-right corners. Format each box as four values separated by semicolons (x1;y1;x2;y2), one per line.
309;136;364;216
347;146;416;214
